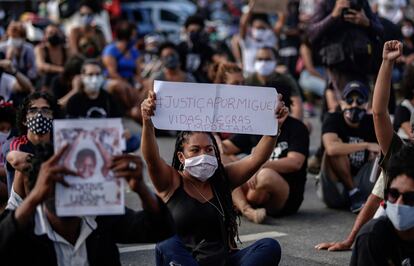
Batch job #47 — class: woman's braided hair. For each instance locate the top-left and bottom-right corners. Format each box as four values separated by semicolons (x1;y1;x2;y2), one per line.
171;131;240;248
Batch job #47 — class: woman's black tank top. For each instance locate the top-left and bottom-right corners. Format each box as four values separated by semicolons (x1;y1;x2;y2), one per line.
166;178;224;246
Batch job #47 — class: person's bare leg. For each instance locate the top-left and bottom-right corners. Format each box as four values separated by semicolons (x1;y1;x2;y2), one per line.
325;154;354;190
232;184;266;224
247;168;290;216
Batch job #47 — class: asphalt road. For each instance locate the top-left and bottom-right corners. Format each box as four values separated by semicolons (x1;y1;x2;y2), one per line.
120;115;356;265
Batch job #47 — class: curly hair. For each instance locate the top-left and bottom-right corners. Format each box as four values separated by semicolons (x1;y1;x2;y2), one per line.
213;62;243;84
171;131;240;248
386;143;414;189
16;92;62;136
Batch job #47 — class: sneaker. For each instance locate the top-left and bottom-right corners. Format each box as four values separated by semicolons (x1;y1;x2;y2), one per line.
243;207;267;224
308;155;321;175
349;189;365;214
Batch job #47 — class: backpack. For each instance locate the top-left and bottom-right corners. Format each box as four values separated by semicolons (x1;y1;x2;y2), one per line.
318;27;382;75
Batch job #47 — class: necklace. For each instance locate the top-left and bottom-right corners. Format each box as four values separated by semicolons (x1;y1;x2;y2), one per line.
188;180;225;221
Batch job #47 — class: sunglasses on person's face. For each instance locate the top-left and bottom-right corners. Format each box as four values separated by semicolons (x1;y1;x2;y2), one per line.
345;95;366;106
386;188;414;206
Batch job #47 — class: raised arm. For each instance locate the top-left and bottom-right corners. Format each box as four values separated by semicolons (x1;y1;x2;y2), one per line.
225;95;289;188
372;40;402;154
240;0;256;39
307;0;346;44
141;91;176;198
0;60;34;93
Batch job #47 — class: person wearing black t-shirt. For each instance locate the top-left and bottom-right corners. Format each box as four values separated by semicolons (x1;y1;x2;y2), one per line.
320;81;379;213
177;15;217;83
66;60;122;118
220;88;309;223
351;145;414;266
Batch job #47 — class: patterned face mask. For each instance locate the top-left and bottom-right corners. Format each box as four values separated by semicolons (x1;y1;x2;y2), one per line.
27;113;53;135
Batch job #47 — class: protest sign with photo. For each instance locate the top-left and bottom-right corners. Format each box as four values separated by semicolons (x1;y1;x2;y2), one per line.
252;0;288;14
152;80;278;135
53;118;125;216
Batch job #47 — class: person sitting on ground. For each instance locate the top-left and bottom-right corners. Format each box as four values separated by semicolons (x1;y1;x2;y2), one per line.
34;23;68;91
66;0;109;55
150;42;196;84
3;92;61;203
219;87;309;223
318;81;379;213
350;144;414;266
102;20;139;85
49;54;85;107
141;91;286;265
0;56;34;103
0;144;174;265
245;46;304;121
393;63;414;140
177;15;218;83
140;33;164;79
66;59;141;152
315;40;406;252
400;18;414;66
236;0;281;76
0;21;37;81
66;60;122;119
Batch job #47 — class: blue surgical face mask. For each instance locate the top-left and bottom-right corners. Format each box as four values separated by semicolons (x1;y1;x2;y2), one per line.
386;201;414;231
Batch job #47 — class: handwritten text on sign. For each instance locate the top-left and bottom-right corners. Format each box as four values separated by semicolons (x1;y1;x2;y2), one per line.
152;81;278;135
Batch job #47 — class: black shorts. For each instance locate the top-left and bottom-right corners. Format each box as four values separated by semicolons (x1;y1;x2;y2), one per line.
270;173;306;217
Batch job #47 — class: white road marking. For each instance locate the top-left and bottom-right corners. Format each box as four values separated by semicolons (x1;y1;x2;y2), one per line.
119;231;287;253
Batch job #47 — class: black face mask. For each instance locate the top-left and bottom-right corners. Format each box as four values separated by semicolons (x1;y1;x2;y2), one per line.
344;107;366;124
163;54;180;69
48;34;63;46
189;31;200;42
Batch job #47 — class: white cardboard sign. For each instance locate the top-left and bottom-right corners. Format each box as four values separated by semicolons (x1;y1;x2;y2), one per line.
152;81;278;135
53;118;125;217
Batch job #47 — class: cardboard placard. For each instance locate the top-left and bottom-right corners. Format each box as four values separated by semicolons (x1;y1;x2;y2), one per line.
152;81;278;136
53;118;125;216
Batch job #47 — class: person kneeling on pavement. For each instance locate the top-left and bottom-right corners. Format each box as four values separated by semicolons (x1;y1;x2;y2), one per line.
0;144;174;266
318;81;379;213
351;144;414;265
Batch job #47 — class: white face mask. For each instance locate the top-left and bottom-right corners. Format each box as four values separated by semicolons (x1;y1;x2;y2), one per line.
402;26;414;38
183;154;218;182
385;201;414;231
251;28;273;41
7;37;23;48
82;75;104;94
254;60;276;76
